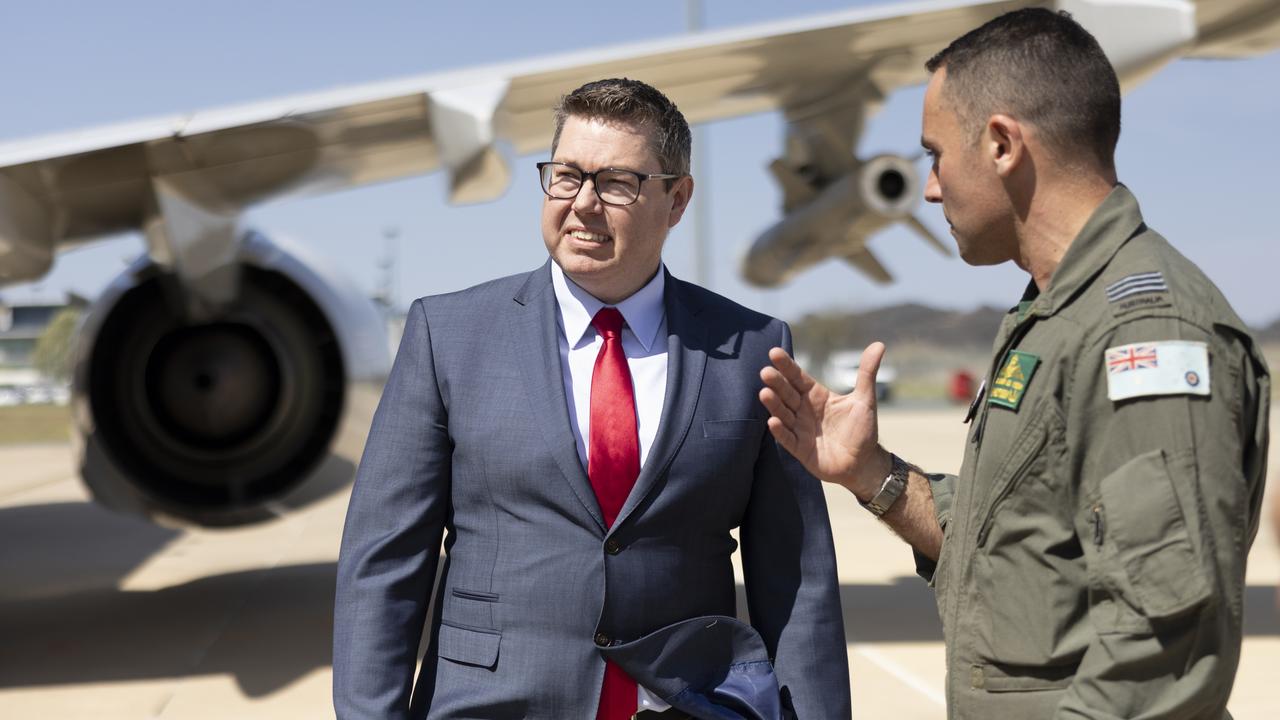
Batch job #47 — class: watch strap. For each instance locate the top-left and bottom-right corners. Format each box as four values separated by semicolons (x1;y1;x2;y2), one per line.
862;453;908;518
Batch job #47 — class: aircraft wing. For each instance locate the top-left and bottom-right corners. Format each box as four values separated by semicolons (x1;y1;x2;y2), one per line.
2;0;1277;288
0;0;1043;285
1187;0;1280;58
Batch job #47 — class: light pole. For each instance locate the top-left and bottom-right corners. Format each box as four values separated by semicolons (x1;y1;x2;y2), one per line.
687;0;711;289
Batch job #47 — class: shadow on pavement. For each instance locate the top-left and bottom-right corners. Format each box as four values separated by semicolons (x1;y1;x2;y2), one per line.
1;491;1273;701
0;502;181;601
0;562;337;697
838;576;944;643
1243;584;1279;636
735;576;944;643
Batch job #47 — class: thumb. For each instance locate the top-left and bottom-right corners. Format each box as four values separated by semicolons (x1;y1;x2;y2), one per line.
854;342;886;406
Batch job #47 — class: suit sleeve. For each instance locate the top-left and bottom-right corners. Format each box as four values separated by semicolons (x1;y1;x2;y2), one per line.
1055;315;1269;719
740;320;852;719
333;298;452;720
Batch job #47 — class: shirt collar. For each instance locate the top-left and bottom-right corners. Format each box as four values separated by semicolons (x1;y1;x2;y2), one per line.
1027;183;1147;318
550;261;666;351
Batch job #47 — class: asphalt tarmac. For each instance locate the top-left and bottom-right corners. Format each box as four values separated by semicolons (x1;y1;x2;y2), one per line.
1;408;1276;718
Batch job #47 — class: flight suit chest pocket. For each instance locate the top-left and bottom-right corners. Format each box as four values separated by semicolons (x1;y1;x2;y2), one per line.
975;412;1053;549
970;411;1080;667
1096;449;1211;622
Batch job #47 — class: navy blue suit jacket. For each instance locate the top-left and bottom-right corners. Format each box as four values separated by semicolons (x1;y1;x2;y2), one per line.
333;262;850;719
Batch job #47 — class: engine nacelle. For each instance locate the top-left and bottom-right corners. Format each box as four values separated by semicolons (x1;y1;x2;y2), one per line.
742;153;922;287
70;230;391;527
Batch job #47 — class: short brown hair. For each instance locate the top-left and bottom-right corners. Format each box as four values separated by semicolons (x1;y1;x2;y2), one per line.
926;8;1121;169
551;78;692;178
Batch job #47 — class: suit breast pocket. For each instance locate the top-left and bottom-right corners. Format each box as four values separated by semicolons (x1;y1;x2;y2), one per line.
702;419;764;441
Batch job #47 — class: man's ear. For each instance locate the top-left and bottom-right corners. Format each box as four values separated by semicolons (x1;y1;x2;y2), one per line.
667;176;694;227
986;114;1025;178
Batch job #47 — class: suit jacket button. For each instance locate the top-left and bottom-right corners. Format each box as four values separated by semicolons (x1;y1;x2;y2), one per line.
594;632;610;647
605;538;621;555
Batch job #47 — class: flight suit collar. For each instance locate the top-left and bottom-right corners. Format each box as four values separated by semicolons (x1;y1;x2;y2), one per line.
1027;183;1147;318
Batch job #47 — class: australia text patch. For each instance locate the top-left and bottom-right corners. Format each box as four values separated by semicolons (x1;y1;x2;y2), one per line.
1107;271;1170;315
1105;340;1210;401
989;350;1039;410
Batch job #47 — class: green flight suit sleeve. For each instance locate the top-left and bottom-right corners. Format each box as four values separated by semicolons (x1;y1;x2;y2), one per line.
1055;314;1269;719
913;472;956;584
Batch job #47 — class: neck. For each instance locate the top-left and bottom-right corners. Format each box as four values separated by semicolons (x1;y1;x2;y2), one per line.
1015;170;1117;290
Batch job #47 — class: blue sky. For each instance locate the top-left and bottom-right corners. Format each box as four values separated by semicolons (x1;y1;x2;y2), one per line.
2;0;1277;325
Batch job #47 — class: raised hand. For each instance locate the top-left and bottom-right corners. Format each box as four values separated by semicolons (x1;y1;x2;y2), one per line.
758;343;891;497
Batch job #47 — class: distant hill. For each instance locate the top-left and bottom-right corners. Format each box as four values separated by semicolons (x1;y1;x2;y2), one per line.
790;303;1280;401
1256;317;1280;345
791;303;1006;360
794;303;1280;352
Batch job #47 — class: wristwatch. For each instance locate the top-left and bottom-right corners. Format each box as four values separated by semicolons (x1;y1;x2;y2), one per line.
861;453;908;518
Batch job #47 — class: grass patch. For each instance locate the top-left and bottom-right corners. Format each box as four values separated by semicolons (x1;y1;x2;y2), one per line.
0;405;73;445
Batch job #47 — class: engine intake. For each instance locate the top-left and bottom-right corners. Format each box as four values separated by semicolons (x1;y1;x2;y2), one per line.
72;231;390;526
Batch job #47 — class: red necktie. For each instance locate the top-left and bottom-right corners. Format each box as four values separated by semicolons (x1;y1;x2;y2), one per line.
588;307;639;720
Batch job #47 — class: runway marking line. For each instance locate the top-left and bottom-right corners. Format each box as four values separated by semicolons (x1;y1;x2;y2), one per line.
851;643;946;708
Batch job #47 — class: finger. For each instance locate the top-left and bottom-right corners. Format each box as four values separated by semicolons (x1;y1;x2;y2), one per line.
767;347;813;392
759;366;804;412
766;416;798;454
854;342;886;406
758;387;797;426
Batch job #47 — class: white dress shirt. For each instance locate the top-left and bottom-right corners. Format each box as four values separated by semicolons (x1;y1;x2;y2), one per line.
550;261;672;712
551;261;668;472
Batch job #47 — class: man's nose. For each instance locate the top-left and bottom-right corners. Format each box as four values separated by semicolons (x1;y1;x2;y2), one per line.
572;177;604;214
923;169;942;204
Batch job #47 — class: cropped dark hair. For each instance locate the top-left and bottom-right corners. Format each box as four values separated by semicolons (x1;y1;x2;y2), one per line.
551;78;692;178
926;8;1121;169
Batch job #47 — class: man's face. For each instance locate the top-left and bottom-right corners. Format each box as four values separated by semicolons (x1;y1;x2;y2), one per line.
921;68;1016;266
541;115;691;304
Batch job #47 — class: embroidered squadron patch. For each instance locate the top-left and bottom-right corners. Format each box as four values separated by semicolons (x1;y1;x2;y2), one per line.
988;350;1039;410
1107;271;1170;316
1105;340;1210;401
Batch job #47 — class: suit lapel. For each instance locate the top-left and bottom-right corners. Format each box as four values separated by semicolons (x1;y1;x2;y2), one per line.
513;261;606;532
611;272;708;531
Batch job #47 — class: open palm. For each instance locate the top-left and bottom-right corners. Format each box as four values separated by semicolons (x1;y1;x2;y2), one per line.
758;343;888;492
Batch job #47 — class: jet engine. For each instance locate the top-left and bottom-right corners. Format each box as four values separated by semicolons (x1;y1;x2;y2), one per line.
742;153;948;287
70;231;392;527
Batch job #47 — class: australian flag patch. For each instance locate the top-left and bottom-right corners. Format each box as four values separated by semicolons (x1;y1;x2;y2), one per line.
1106;271;1169;315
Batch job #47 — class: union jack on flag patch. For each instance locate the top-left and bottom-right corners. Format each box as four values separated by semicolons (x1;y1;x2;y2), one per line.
1106;345;1159;373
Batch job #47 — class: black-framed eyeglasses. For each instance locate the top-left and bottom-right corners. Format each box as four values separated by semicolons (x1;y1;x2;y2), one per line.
536;161;684;207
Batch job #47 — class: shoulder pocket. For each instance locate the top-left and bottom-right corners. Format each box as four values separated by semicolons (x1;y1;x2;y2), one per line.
438;622;501;669
1098;449;1210;620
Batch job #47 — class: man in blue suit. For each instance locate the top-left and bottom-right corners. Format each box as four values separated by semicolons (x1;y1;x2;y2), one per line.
333;78;850;720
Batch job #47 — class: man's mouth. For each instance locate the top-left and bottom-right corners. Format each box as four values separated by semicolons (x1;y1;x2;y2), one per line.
568;229;610;243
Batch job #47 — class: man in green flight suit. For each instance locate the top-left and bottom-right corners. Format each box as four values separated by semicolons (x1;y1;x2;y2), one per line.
759;8;1270;719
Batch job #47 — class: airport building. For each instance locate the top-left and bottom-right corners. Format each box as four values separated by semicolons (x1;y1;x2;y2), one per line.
0;295;82;405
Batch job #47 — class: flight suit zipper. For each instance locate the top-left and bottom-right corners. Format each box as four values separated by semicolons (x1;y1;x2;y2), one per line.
975;420;1049;548
950;307;1040;710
